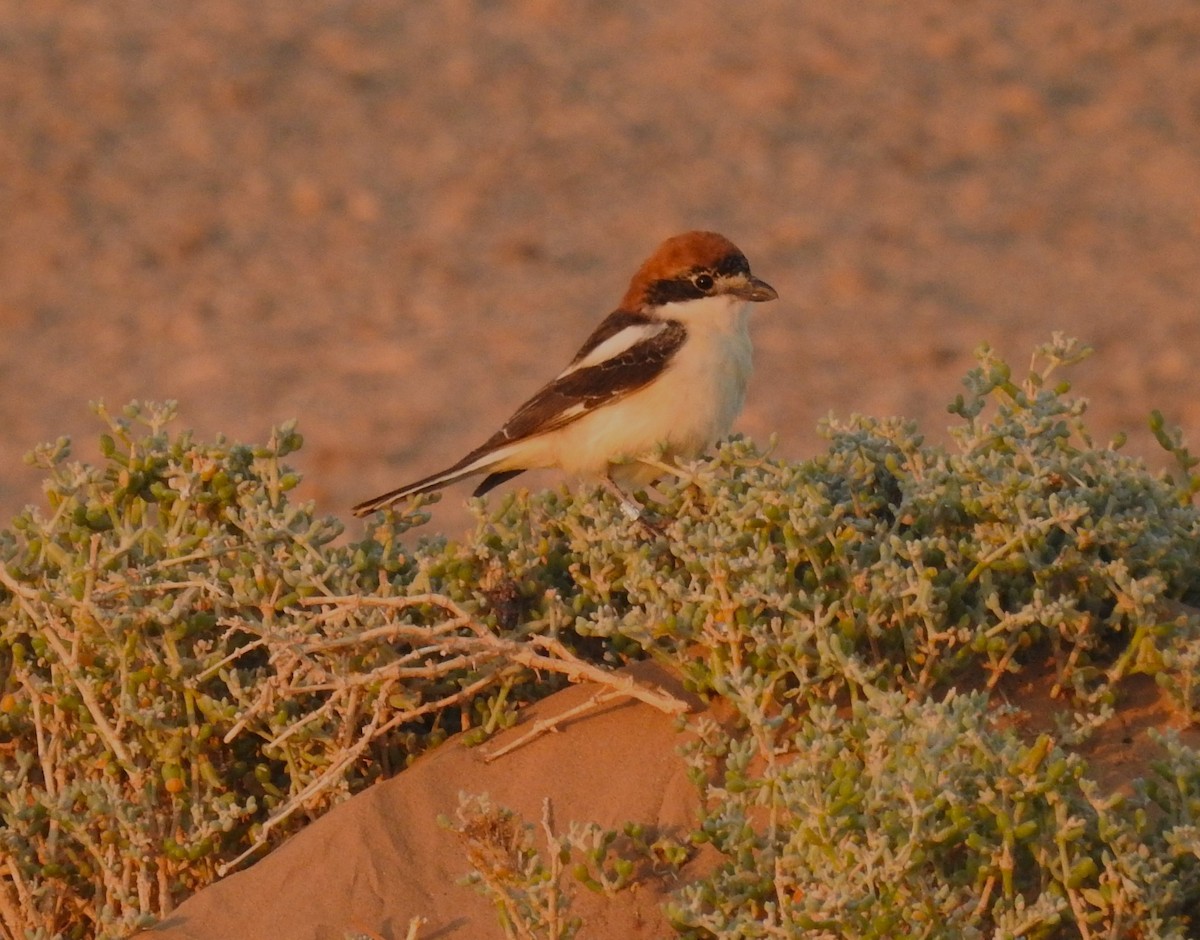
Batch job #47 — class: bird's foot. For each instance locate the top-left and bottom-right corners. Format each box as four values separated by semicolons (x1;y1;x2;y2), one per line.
602;477;666;538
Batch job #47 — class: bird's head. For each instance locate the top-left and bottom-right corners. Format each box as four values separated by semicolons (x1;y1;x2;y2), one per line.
620;231;778;313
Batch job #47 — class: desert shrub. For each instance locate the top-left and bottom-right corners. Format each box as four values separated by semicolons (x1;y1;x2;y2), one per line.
0;404;572;938
472;336;1200;714
668;692;1200;939
1;335;1199;939
459;335;1200;937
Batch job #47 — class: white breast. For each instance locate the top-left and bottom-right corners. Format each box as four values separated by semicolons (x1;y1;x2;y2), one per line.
551;293;754;481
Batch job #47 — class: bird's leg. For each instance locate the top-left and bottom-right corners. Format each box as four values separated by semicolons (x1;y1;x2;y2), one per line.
637;454;708;496
601;475;665;537
637;454;709;519
601;475;644;521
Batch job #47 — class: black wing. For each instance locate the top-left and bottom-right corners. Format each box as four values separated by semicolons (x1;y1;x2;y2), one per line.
480;318;687;449
567;310;658;365
354;316;688;508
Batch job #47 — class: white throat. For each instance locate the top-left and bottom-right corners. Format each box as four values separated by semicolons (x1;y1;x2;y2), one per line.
658;293;750;332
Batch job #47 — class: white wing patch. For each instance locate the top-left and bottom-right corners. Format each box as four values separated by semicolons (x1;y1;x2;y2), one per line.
555;401;590;421
557;320;670;377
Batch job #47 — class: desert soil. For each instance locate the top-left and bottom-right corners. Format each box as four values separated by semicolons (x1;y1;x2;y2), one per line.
2;1;1199;538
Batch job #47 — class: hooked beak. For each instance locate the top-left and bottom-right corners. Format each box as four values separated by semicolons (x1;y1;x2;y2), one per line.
729;274;779;303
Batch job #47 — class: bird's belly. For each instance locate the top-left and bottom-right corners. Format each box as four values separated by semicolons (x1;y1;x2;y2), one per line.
554;324;752;479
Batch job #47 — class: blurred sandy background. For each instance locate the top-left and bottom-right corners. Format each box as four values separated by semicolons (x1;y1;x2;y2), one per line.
2;1;1198;538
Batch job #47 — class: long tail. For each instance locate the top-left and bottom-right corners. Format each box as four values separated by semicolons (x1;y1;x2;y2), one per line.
351;446;525;516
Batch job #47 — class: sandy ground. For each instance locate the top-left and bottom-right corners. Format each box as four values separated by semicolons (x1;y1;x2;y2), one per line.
2;1;1200;539
144;664;713;940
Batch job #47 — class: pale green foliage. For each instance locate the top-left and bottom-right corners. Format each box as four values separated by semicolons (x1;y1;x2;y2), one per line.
2;336;1200;939
670;692;1199;939
448;337;1200;938
0;403;565;938
568;819;689;896
444;793;688;938
474;336;1200;714
444;793;582;940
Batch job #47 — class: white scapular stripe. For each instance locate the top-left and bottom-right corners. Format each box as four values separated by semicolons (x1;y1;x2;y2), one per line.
557;320;670;377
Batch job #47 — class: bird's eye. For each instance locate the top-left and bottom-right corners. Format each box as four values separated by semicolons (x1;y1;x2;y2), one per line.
694;273;715;292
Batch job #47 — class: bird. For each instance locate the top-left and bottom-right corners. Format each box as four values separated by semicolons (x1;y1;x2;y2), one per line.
352;230;778;518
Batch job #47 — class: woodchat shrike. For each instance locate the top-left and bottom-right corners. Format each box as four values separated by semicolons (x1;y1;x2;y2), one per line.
353;230;778;517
